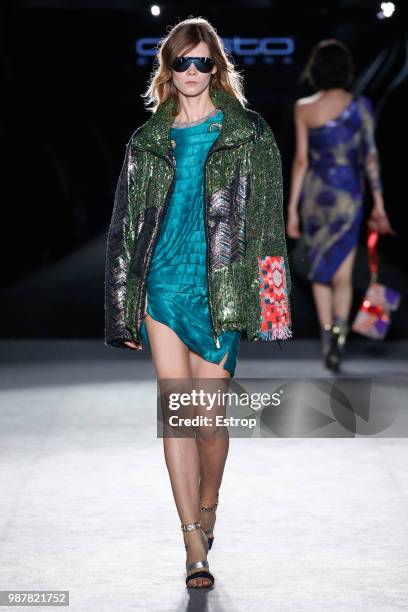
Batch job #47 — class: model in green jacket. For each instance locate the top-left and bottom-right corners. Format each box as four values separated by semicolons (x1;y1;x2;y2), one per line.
105;68;292;353
104;17;292;589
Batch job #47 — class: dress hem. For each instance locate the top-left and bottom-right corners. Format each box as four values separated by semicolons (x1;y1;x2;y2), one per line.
140;310;237;377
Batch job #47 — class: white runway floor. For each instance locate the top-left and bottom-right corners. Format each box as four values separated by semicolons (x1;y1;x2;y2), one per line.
0;339;407;611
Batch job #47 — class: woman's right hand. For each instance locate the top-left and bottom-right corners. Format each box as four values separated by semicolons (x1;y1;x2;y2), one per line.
124;341;140;350
286;210;301;239
367;206;396;236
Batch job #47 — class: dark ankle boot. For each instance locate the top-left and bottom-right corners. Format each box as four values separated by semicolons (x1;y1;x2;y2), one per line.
332;315;349;355
320;324;332;359
325;316;349;372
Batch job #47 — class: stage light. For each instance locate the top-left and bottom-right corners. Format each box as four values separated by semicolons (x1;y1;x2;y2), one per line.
151;4;160;16
377;2;395;19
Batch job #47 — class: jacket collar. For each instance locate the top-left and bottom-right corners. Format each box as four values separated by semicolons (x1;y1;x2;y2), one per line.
132;89;254;157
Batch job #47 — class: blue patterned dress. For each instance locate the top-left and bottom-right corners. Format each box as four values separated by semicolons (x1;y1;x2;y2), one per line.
299;95;382;285
139;109;241;377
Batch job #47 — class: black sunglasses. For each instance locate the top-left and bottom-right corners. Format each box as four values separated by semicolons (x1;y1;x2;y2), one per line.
172;56;215;73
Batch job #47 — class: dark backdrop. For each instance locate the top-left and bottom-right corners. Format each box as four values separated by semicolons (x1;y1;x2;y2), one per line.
1;0;407;339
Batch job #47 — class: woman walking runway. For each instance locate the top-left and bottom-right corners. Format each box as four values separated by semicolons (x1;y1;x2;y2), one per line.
105;17;291;588
287;39;394;371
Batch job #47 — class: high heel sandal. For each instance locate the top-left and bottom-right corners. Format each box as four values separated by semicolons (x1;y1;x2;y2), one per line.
181;521;215;588
199;495;219;551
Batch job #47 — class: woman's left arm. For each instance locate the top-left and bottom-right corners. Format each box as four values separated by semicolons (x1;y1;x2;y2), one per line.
245;116;292;341
360;97;396;236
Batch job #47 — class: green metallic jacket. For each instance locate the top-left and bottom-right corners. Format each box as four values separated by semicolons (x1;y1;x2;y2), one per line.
104;89;292;351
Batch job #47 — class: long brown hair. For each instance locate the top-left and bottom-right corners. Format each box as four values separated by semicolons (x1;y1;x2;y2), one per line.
142;16;247;114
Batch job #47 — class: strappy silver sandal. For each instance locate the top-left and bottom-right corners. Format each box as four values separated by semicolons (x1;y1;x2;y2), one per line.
200;494;219;551
181;521;215;588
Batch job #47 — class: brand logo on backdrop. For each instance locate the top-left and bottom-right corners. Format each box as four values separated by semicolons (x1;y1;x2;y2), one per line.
135;36;295;66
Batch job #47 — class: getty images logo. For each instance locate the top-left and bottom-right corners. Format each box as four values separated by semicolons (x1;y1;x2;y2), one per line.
135;36;295;66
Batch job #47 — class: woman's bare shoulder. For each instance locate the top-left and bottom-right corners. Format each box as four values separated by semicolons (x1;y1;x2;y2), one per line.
295;93;321;114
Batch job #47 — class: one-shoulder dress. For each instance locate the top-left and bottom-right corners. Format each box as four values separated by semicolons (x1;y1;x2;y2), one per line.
299;95;382;285
139;108;241;377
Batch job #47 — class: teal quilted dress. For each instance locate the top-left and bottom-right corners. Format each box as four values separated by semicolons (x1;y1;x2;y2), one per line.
139;109;241;377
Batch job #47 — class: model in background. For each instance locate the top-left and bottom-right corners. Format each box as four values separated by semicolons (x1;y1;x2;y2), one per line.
286;39;394;371
105;17;291;588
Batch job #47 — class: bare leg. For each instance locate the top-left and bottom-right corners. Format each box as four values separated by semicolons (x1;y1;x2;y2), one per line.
311;282;333;328
331;246;358;319
327;246;358;368
144;314;211;587
189;349;231;542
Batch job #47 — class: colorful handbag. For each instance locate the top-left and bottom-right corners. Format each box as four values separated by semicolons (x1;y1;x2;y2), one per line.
257;255;292;341
352;229;401;339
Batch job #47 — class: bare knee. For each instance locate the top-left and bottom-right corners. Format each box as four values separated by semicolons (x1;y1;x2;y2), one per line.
196;425;228;444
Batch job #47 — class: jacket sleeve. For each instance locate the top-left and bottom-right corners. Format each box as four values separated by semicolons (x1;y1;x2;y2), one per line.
359;96;383;194
104;140;140;349
245;115;293;342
